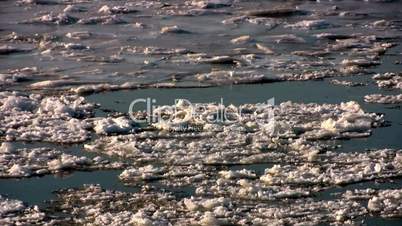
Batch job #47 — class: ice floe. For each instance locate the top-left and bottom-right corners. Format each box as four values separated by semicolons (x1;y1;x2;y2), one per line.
44;184;371;225
330;79;366;87
77;15;127;25
160;26;190;34
0;45;31;55
22;13;78;25
0;196;47;225
255;43;274;54
260;149;402;186
345;189;402;218
230;35;252;44
0;92;94;143
98;5;138;15
93;116;135;135
364;94;402;104
0;67;38;86
196;70;266;84
63;4;87;13
0;0;397;92
285;19;332;30
191;0;233;9
372;72;402;90
0;142;123;178
66;31;91;40
14;183;401;225
1;0;402;224
84;101;385;189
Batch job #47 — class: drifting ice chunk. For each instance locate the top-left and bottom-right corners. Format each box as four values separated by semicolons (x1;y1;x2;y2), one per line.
98;5;138;14
0;92;94;143
160;26;190;34
192;0;233;9
93;117;134;135
285;20;332;30
364;94;402;104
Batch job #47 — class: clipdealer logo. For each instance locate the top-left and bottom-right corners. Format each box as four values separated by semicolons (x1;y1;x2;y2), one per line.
128;97;275;131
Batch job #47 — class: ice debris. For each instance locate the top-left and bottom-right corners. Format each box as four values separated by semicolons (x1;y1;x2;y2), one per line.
0;142;123;178
77;15;127;25
22;13;77;25
364;94;402;104
260;149;402;186
345;189;402;218
285;20;332;30
93;116;135;135
372;72;402;90
0;196;46;225
87;101;383;162
0;45;31;55
46;184;370;225
0;92;94;143
191;0;233;9
160;26;190;34
98;5;138;15
330;79;366;87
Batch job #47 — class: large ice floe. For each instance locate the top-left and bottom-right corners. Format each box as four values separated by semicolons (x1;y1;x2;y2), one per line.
0;67;39;86
0;142;124;178
41;183;402;225
0;0;399;93
0;195;48;225
84;100;387;189
0;92;94;143
93;116;135;135
372;72;402;90
4;182;402;225
344;188;402;218
75;99;402;225
285;19;333;30
364;94;402;104
43;184;367;225
364;72;402;104
260;149;402;186
21;13;78;25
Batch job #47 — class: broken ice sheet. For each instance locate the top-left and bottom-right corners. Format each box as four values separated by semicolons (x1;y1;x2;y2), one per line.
344;188;402;218
86;100;383;158
84;101;390;192
364;94;402;104
0;67;39;86
372;72;402;90
21;13;78;25
330;79;367;87
260;149;402;186
0;45;32;55
0;195;47;225
0;0;398;92
195;70;269;84
45;184;368;225
1;0;402;224
0;92;94;143
7;184;401;225
0;142;124;178
284;19;333;30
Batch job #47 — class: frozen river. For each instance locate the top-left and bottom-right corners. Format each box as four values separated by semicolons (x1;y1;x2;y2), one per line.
1;0;402;225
